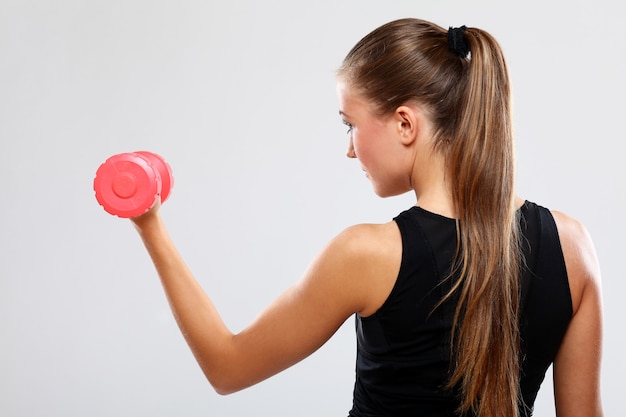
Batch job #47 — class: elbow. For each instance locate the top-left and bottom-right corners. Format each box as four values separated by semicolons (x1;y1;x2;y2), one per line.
211;381;240;396
213;386;235;396
206;372;249;396
196;338;261;395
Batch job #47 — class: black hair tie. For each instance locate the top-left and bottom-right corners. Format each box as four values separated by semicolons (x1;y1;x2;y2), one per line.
448;25;469;58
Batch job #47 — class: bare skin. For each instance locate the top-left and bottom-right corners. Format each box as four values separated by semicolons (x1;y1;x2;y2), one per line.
130;82;603;416
551;211;604;417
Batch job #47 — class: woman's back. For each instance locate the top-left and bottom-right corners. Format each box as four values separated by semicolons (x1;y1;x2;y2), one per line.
350;201;572;416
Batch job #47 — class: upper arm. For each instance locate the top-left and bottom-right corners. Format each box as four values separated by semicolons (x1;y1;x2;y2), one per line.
551;211;604;417
214;223;401;394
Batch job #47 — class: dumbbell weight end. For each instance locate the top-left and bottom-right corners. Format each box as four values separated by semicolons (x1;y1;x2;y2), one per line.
93;151;174;218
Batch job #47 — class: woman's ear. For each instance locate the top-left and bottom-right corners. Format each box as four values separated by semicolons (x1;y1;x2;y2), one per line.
394;105;421;146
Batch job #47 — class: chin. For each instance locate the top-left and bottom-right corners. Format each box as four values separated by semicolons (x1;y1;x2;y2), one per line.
372;186;408;199
369;177;412;198
374;190;394;198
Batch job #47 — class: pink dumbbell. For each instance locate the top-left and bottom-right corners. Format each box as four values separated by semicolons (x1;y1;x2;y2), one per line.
93;151;174;218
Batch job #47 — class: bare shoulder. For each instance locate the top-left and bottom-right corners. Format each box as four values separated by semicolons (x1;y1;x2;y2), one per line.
334;221;402;255
550;210;604;416
551;210;602;313
325;221;402;317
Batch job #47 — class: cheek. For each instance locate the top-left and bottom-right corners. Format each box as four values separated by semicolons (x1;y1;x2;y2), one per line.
352;136;372;165
352;129;379;163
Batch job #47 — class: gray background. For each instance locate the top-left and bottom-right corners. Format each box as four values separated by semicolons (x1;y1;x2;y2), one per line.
1;0;624;416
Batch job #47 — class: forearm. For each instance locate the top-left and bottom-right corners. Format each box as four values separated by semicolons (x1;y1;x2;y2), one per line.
132;212;234;391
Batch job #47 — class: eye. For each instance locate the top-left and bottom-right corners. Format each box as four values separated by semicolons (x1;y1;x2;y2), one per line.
342;120;354;135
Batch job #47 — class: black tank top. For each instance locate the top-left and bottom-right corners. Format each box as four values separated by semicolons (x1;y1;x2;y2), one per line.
348;201;572;417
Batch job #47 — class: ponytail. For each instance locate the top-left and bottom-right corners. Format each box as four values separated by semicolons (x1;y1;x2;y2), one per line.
445;27;522;417
339;19;522;417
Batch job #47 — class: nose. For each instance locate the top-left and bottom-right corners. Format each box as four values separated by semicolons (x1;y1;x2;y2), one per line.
346;137;357;159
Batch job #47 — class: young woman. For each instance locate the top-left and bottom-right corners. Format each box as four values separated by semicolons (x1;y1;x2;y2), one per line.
130;18;603;417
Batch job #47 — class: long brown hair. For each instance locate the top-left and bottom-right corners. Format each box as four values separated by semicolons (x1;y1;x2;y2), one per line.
339;18;522;417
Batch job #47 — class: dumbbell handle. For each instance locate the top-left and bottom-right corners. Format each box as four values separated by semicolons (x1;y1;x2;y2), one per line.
93;151;174;218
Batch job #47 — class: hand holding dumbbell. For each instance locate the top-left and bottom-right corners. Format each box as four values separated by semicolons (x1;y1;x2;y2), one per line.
93;151;174;218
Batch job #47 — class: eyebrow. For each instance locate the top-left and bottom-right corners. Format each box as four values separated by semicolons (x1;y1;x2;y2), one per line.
338;110;350;118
